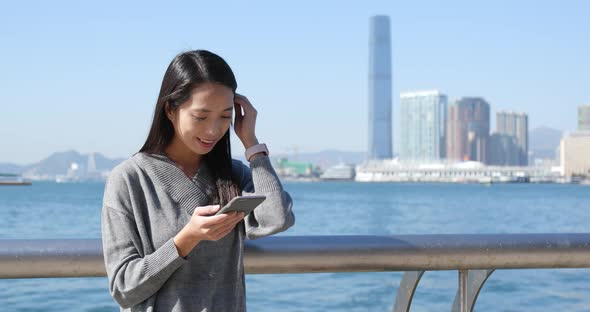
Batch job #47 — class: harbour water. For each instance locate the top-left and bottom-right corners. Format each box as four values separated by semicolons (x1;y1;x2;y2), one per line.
1;181;589;311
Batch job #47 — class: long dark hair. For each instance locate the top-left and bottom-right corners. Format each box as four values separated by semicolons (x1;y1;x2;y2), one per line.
139;50;241;205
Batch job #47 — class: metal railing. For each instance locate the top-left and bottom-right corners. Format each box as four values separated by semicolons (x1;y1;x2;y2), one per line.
1;234;590;311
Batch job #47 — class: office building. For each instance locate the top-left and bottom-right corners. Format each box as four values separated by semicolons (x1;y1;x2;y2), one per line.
368;15;393;159
446;97;490;163
579;104;590;131
495;111;528;166
399;90;447;161
560;132;590;177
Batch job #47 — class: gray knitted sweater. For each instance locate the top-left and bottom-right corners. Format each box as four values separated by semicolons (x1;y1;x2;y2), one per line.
101;152;295;311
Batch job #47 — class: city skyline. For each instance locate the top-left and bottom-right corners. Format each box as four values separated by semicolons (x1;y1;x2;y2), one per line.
1;1;589;164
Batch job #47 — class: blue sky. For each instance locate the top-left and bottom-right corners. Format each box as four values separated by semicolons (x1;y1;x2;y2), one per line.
1;0;588;164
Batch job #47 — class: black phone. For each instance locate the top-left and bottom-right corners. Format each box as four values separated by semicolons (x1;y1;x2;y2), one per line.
214;195;266;216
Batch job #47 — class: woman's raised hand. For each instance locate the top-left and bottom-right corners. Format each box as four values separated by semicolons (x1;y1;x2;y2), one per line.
233;93;259;149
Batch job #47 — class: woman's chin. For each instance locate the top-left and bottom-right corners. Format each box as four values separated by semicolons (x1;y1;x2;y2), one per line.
191;144;214;156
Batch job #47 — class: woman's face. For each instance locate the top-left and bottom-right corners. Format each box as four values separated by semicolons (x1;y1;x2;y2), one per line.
168;82;234;156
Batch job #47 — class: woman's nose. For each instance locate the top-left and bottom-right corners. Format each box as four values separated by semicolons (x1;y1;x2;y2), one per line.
205;127;218;137
205;122;223;138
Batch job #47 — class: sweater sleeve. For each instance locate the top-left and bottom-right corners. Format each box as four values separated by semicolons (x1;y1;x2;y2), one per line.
233;155;295;239
101;165;187;309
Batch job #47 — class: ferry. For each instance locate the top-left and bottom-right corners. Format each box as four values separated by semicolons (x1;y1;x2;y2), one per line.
319;163;356;181
0;173;32;186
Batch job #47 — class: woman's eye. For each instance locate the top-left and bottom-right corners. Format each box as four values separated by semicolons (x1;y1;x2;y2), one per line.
193;116;206;121
222;116;232;119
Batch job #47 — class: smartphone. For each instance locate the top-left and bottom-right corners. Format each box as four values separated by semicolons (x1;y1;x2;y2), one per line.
214;195;266;216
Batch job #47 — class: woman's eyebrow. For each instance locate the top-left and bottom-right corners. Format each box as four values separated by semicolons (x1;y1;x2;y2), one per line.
192;107;233;113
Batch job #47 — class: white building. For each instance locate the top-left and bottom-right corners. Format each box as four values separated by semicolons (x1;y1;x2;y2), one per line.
399;90;447;162
560;132;590;177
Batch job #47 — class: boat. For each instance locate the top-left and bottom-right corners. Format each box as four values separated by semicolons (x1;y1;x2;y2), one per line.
319;163;356;181
0;173;32;186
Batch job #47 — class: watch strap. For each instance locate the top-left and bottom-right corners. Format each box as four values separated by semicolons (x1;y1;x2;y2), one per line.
245;143;269;162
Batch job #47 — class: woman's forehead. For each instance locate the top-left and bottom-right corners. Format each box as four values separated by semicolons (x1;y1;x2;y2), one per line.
187;83;234;111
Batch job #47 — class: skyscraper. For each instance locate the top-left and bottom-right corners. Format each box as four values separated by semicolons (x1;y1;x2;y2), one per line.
446;97;490;163
368;15;392;160
579;104;590;131
560;132;590;177
489;133;519;166
496;111;528;166
399;90;447;161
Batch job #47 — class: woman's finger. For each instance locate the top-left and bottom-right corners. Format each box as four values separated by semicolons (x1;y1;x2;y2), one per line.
200;212;235;228
194;205;220;216
210;218;239;239
211;212;241;229
235;94;257;112
204;211;240;230
234;101;243;120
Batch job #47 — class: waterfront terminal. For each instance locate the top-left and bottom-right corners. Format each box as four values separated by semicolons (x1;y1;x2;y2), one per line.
355;158;564;183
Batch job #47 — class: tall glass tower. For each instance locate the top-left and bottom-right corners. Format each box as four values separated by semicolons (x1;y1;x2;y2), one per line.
368;15;392;160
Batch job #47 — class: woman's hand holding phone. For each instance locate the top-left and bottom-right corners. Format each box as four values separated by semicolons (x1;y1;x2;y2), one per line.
174;205;244;257
189;205;245;240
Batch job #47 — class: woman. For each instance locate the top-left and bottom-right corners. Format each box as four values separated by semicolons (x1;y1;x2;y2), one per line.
101;50;295;311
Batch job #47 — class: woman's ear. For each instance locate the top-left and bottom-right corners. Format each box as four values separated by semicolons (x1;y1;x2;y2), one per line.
165;102;175;122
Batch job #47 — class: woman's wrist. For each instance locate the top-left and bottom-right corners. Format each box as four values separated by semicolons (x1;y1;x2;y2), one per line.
242;136;259;149
174;224;202;258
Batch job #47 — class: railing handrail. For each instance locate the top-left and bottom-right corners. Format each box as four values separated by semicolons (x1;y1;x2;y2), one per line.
1;233;590;279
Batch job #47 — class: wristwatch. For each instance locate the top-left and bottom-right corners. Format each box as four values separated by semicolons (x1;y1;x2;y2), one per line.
245;143;269;161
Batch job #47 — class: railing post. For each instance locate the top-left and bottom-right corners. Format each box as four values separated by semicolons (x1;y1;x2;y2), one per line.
392;271;425;312
458;270;467;312
451;269;495;312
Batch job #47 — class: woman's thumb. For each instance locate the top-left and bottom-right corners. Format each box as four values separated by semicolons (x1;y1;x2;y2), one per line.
195;205;220;216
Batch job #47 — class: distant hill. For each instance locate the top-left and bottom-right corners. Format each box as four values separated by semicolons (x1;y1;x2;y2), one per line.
0;163;24;175
1;149;367;178
529;126;563;160
530;127;563;150
0;150;126;179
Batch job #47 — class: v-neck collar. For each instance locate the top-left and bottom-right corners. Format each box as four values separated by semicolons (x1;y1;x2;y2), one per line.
134;152;217;215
